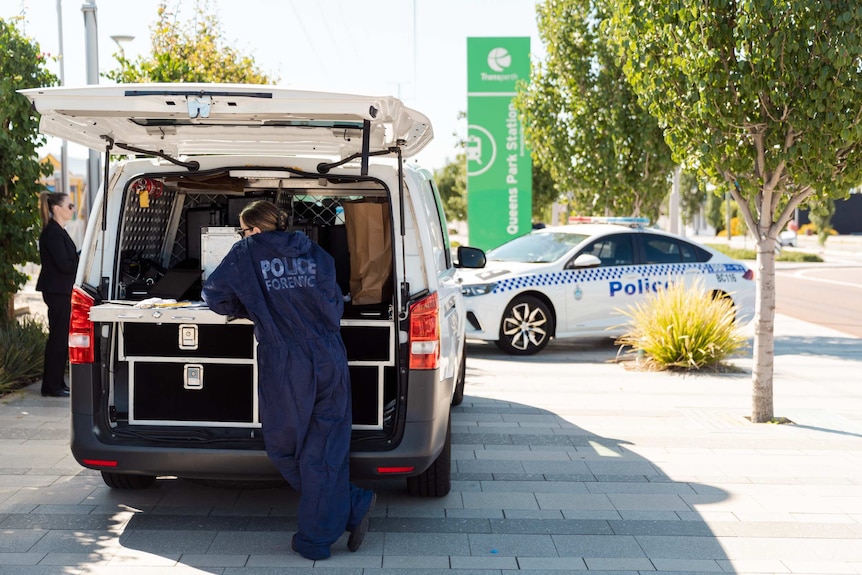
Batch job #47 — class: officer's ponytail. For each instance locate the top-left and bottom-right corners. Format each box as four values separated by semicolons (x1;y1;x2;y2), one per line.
240;200;287;232
39;191;69;228
275;210;288;232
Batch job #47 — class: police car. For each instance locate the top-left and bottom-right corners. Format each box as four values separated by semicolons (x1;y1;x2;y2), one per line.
459;217;755;355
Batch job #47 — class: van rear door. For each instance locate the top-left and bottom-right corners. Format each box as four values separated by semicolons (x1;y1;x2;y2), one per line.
21;84;432;160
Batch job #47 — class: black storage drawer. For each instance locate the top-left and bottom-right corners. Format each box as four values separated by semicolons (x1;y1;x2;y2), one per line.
341;324;391;363
131;362;254;424
123;323;255;359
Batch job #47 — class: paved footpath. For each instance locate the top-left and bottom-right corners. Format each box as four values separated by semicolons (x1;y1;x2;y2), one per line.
7;246;862;574
1;312;860;575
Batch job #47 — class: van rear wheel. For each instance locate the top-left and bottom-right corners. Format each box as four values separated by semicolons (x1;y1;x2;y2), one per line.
406;414;451;497
101;471;156;489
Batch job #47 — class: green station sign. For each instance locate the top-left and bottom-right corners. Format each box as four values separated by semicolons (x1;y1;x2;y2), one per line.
466;37;532;250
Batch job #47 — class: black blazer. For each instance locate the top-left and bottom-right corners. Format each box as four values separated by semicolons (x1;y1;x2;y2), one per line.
36;219;79;294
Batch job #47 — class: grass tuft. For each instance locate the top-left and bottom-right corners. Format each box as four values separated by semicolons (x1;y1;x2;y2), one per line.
616;278;749;371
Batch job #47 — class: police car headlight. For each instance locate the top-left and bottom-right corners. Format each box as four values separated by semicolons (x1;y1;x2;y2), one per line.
461;283;497;297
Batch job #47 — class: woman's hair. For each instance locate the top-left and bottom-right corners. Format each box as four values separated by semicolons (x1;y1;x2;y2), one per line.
239;200;287;232
39;191;69;228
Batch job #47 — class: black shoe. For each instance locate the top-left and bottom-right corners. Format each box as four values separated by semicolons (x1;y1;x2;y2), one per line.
62;384;70;391
348;492;377;552
41;389;70;397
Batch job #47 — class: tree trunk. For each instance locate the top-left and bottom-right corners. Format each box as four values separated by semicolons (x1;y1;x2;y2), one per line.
751;237;777;422
3;295;14;323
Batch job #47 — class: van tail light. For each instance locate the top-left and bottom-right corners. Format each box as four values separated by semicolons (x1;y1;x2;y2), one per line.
742;268;755;281
81;459;118;468
409;292;440;370
377;466;415;474
69;287;95;364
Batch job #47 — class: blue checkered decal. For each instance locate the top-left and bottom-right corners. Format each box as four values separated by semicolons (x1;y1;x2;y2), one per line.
492;263;746;294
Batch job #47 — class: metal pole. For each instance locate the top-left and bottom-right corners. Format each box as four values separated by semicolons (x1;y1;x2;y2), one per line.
669;165;680;235
82;0;100;218
416;0;419;99
726;191;732;241
57;0;70;202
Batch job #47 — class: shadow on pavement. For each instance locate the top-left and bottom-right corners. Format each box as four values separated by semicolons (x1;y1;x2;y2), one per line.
773;333;862;360
35;354;737;572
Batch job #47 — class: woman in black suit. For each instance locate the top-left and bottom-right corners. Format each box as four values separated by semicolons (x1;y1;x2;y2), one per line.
36;192;79;397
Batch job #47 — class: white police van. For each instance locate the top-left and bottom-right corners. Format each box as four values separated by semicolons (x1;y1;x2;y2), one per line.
23;84;485;496
458;217;755;355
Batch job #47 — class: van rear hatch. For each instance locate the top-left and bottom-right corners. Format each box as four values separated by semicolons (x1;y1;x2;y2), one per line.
21;84;432;160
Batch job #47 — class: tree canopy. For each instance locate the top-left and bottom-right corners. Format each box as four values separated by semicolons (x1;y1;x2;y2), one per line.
0;18;58;320
606;0;862;422
434;153;468;223
106;0;275;84
515;0;676;222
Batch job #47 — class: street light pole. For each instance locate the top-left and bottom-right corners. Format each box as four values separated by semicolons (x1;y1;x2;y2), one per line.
56;0;69;201
82;0;99;218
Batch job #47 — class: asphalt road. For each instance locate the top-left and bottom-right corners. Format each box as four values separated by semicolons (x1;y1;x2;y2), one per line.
775;264;862;338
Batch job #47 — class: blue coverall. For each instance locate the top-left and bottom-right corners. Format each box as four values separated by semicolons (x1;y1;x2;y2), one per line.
202;230;374;560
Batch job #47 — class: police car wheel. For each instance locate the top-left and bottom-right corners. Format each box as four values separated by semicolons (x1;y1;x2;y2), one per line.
495;295;554;355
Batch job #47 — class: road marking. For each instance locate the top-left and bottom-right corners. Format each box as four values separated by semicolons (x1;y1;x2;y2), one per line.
777;268;862;290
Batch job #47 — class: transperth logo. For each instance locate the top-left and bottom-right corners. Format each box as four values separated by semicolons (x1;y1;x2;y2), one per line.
487;47;512;72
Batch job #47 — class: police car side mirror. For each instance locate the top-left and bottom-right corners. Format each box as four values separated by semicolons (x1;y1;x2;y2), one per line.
572;254;601;268
456;246;486;269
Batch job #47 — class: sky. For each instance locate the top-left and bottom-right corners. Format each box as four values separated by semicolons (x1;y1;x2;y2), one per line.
2;0;545;172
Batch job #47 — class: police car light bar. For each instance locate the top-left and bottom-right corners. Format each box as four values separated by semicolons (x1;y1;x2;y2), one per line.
567;216;650;226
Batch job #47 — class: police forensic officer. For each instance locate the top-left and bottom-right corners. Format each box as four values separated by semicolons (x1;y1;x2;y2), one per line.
202;200;376;560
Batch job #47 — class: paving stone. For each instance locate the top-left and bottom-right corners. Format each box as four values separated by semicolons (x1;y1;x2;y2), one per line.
462;492;538;510
126;513;253;531
381;554;449;569
114;528;219;554
468;533;557;557
372;517;491;534
0;529;48;553
488;518;612;535
177;553;249;567
609;520;715;536
514;556;588;570
449;554;518;569
478;480;588;493
382;532;470;556
0;552;46;566
2;513;126;531
550;534;646;558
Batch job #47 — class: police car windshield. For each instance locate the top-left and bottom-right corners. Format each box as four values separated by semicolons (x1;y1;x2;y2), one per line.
487;232;590;263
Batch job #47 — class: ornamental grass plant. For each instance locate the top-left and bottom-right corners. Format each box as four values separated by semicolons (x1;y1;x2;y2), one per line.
616;278;748;371
0;316;47;396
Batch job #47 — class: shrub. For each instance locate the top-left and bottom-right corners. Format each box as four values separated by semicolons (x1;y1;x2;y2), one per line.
798;223;837;237
704;243;823;263
0;316;47;395
778;251;822;263
715;216;747;237
705;243;756;260
615;278;748;370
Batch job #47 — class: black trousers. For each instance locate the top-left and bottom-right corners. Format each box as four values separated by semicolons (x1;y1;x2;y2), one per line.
42;291;71;394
